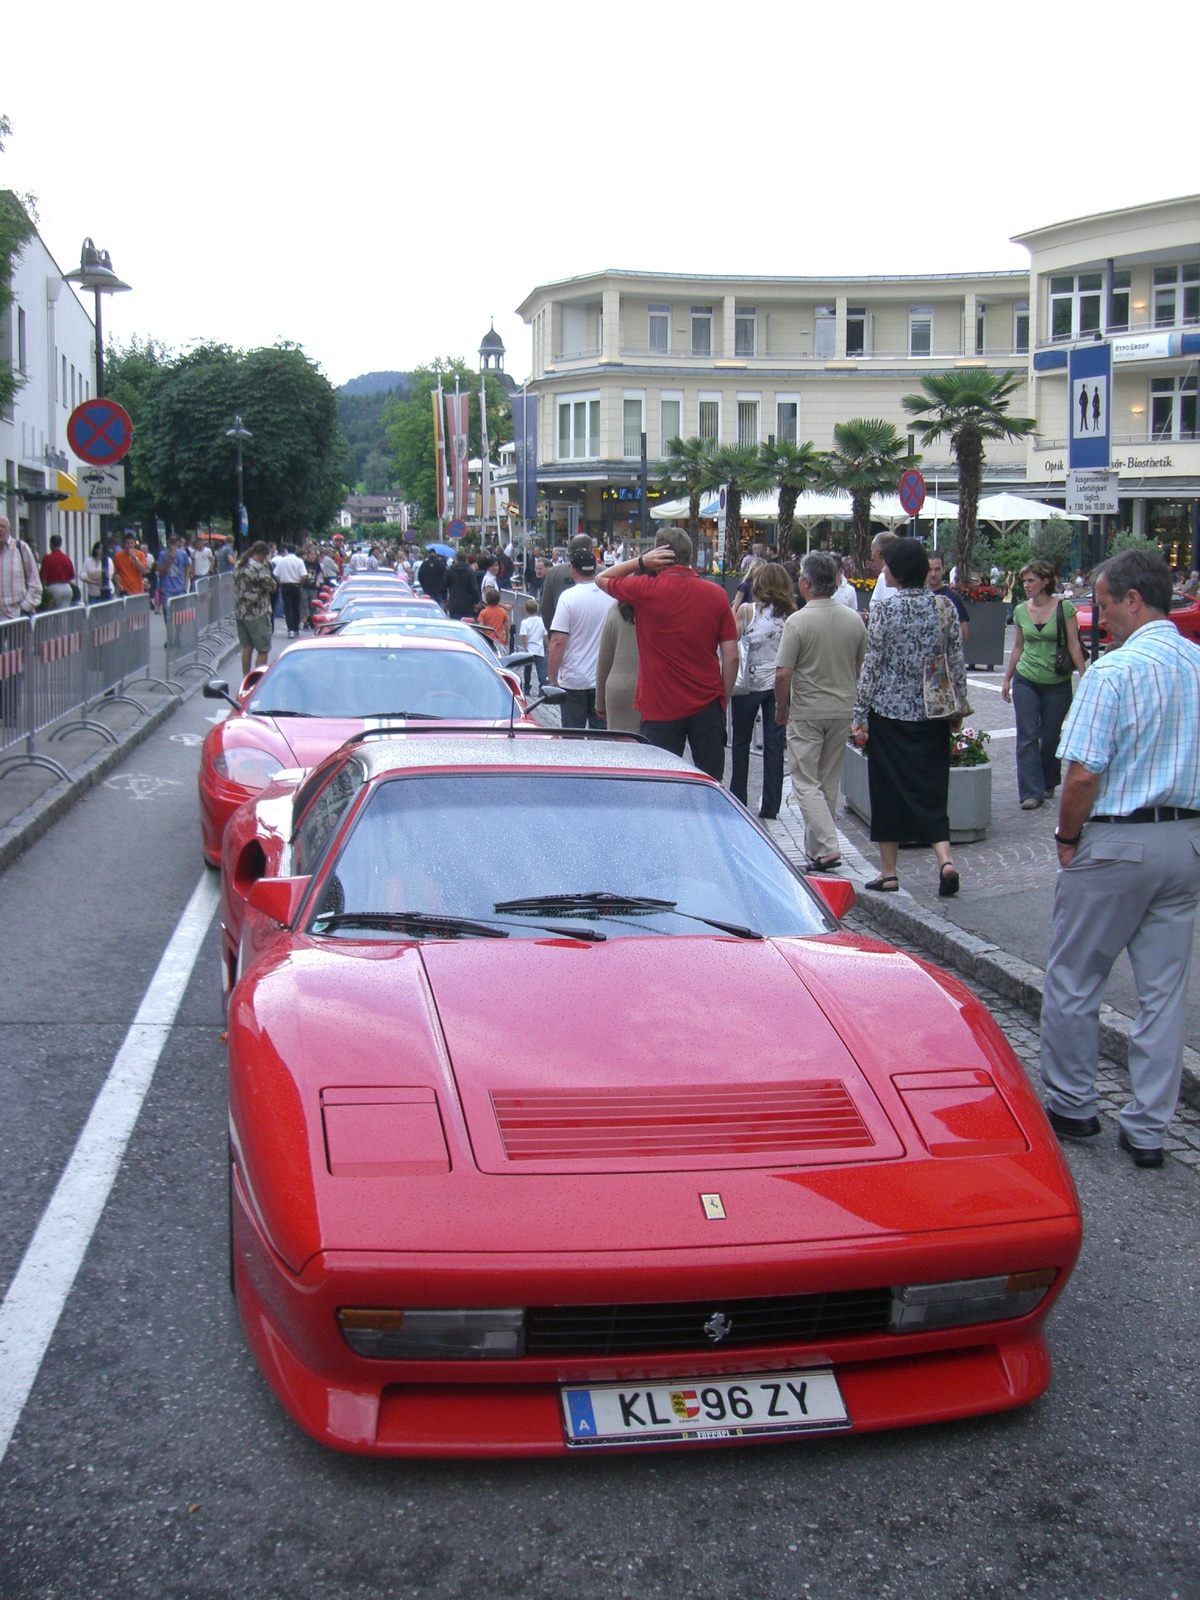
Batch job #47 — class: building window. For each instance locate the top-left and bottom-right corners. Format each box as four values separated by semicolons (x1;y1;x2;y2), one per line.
909;306;933;357
1153;264;1200;328
975;305;986;355
622;396;644;459
70;364;76;407
737;399;759;448
698;397;720;443
846;307;866;357
648;303;670;354
660;396;682;454
1150;376;1197;441
734;307;756;357
1049;273;1102;341
776;397;799;443
1109;270;1131;332
17;307;26;374
814;306;835;358
691;306;713;357
557;394;601;460
1014;301;1030;352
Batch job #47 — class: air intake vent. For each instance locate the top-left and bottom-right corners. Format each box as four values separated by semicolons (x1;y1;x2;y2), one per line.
525;1290;894;1357
491;1083;873;1162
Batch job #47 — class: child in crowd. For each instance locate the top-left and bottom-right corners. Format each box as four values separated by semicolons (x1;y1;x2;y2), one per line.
517;596;547;693
477;586;510;650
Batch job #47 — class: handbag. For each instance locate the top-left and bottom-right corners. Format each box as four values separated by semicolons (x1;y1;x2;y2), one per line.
922;597;972;720
1053;601;1073;676
733;602;755;695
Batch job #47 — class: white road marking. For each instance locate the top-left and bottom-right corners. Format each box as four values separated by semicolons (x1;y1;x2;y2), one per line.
169;733;204;747
103;774;183;801
0;872;220;1465
967;677;1004;693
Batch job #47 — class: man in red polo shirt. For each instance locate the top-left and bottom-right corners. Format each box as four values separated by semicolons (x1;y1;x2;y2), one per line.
597;528;737;779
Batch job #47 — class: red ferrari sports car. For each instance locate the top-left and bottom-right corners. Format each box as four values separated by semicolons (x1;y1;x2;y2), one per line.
1072;591;1200;650
197;635;526;865
223;732;1082;1458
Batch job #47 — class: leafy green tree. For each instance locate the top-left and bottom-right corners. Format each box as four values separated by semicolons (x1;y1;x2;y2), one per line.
1109;528;1162;558
140;343;241;531
1029;516;1074;575
902;371;1035;581
339;381;410;485
821;419;913;576
656;436;713;545
385;359;512;522
974;525;1032;580
701;443;766;567
358;447;395;495
102;337;173;545
758;438;824;551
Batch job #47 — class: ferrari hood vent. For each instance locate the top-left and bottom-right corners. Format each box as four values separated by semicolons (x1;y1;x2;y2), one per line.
491;1083;874;1163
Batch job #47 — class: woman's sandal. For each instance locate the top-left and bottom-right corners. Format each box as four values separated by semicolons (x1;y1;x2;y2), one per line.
806;855;842;873
938;863;961;898
864;874;900;892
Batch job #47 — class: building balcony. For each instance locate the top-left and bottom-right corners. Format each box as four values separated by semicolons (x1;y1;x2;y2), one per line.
610;346;1029;367
1038;315;1200;349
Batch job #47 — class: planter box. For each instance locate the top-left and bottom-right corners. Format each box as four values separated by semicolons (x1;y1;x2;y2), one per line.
961;598;1007;670
840;741;991;843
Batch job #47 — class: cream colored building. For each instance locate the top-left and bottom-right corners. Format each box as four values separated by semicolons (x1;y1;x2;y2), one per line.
515;268;1031;541
514;193;1200;568
1016;192;1200;568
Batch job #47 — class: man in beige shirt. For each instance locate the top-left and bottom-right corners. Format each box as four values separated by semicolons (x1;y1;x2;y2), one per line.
774;550;867;870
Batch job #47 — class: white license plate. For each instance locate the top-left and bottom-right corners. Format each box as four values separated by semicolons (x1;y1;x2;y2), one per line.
561;1368;848;1448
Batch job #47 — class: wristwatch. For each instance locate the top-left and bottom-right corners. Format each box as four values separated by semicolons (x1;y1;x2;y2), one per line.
637;556;647;573
1054;830;1082;846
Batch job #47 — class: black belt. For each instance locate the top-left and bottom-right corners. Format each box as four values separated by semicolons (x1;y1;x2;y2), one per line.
1092;807;1200;824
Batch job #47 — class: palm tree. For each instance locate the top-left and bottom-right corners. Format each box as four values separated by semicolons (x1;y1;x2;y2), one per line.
758;438;825;552
656;436;713;546
821;419;914;577
701;443;766;568
902;370;1036;581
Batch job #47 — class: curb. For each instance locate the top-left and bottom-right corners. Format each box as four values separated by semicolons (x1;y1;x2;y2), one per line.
0;638;237;877
845;889;1200;1114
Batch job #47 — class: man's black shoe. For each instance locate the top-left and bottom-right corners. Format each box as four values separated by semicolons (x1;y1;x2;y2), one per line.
1118;1127;1164;1169
1047;1108;1101;1140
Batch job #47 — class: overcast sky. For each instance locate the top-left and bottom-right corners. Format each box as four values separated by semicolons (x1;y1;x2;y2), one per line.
6;0;1199;389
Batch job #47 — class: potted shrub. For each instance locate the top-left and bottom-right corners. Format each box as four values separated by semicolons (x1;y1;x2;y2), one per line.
841;726;992;843
954;582;1007;670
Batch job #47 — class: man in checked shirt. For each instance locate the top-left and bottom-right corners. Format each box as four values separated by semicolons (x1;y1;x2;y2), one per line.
1041;550;1200;1168
0;513;42;728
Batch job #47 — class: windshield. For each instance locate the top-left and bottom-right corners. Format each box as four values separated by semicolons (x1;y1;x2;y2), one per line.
336;621;496;658
335;602;438;626
309;774;829;940
247;647;514;720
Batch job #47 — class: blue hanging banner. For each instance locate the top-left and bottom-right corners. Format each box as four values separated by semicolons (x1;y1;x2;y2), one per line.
1068;343;1111;469
511;391;538;521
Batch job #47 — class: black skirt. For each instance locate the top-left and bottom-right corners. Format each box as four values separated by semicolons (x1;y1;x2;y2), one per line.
866;712;951;844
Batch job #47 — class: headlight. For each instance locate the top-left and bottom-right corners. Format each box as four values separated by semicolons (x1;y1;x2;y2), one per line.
337;1308;525;1360
212;747;284;790
890;1270;1056;1333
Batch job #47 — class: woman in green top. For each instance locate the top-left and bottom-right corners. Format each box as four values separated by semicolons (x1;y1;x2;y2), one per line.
1001;560;1088;809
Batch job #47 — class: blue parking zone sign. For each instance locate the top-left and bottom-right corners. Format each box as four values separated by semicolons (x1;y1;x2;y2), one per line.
1069;343;1112;469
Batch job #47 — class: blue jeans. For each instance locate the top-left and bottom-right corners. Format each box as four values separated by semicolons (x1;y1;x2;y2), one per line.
1013;675;1073;802
729;689;785;816
560;688;606;729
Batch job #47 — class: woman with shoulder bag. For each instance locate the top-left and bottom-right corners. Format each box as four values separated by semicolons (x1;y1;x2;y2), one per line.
730;562;794;818
1001;560;1087;810
851;537;970;897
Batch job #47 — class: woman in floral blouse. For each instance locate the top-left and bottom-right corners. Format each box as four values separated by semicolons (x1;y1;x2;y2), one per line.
851;538;969;897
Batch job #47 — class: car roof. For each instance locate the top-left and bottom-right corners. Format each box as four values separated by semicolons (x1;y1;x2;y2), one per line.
273;634;478;655
345;733;705;781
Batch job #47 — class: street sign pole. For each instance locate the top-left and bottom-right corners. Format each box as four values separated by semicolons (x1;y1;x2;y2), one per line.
93;288;110;599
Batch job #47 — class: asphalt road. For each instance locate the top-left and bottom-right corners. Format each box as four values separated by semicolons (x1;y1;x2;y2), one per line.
1;688;1199;1600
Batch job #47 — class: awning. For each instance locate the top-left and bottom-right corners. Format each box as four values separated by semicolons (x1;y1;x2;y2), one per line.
56;471;86;513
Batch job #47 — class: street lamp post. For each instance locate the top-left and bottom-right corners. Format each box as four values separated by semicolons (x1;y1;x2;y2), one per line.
225;415;252;552
64;240;131;600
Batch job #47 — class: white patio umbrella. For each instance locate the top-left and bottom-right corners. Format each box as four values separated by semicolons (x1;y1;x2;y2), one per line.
870;491;960;530
976;492;1088;533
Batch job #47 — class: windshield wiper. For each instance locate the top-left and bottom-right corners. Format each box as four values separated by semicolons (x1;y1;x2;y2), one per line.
358;711;444;720
251;707;318;717
493;891;762;940
312;911;509;939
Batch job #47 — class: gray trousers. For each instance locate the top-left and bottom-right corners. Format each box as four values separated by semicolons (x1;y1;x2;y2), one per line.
1040;818;1200;1145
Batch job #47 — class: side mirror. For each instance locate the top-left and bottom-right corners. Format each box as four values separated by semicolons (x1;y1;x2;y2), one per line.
203;679;238;707
527;684;568;709
806;876;857;921
246;876;311;926
503;650;536;669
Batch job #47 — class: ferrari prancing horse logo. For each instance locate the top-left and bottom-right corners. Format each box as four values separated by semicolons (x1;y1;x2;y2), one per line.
700;1193;726;1220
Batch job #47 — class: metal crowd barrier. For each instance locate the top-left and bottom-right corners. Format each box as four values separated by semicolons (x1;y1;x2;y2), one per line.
0;593;191;785
164;592;204;680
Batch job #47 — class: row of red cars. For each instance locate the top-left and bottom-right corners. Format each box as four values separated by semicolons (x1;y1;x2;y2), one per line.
201;567;1082;1458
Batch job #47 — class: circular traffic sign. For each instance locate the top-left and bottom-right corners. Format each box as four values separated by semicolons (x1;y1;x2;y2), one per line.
447;519;467;539
67;398;133;465
898;468;926;516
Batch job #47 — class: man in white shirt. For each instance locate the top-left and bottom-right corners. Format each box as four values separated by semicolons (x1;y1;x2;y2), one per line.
869;532;899;608
833;565;860;612
547;546;615;729
273;544;308;637
348;548;370;572
192;541;215;580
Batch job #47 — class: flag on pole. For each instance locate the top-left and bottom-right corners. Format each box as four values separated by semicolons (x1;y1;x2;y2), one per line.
478;384;492;539
445;389;470;522
432;382;447;521
511;388;538;524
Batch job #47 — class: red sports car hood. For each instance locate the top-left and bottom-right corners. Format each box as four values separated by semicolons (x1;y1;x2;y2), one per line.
251;715;509;768
421;937;906;1174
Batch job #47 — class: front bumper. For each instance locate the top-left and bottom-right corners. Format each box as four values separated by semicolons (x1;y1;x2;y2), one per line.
232;1170;1078;1457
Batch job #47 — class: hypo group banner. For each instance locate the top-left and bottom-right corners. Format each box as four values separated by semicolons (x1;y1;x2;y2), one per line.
445;390;470;522
511;390;538;523
1068;342;1111;470
432;384;447;520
